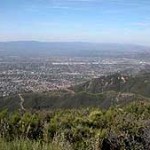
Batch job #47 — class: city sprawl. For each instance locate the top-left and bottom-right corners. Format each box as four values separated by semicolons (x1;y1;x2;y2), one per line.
0;55;149;97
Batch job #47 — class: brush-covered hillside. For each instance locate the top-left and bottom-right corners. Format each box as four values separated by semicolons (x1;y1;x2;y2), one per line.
72;71;150;97
0;70;150;149
1;102;150;150
0;71;150;111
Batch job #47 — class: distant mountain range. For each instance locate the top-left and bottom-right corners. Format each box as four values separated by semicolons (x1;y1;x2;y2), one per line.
0;41;149;57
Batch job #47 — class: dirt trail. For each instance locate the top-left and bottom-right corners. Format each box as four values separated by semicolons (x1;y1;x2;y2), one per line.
56;85;76;95
62;88;76;95
18;94;26;111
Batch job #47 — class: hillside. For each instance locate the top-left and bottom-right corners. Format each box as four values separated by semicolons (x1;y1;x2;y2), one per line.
0;71;150;111
1;102;150;150
72;72;150;98
0;70;150;149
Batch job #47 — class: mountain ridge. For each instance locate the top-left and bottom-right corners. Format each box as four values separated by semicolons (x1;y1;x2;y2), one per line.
0;41;149;57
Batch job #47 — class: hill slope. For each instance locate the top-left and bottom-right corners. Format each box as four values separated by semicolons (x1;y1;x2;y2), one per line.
0;71;150;111
72;72;150;98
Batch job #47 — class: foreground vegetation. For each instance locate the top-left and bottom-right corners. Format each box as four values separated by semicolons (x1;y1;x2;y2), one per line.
0;101;150;150
0;139;61;150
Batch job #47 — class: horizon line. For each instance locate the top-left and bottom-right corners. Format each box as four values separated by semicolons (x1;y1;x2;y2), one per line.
0;40;149;47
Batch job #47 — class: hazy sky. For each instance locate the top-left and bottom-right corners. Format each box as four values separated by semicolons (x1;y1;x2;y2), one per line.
1;0;150;45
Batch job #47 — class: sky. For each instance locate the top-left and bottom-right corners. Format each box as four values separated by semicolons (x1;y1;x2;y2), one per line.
0;0;150;45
